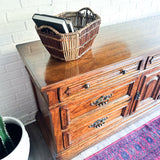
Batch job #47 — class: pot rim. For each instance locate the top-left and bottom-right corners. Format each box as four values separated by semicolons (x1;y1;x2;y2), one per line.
3;116;25;131
1;116;27;160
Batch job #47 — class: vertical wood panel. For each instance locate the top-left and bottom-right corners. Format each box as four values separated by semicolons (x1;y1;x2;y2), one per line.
62;133;71;149
47;90;59;106
50;108;64;152
60;108;71;129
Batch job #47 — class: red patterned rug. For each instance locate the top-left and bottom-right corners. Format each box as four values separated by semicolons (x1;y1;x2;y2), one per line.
85;115;160;160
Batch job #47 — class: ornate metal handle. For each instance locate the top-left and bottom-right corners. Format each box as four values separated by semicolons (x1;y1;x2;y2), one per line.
91;93;113;107
89;117;108;128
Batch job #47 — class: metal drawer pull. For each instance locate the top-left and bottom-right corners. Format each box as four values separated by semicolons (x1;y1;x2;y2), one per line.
89;117;108;128
84;83;90;89
149;56;154;64
91;93;113;107
64;87;70;96
121;69;128;75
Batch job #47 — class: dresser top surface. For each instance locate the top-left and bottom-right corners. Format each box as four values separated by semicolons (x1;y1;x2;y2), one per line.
17;16;160;90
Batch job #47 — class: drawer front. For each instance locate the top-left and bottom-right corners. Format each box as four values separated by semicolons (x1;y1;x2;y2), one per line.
62;101;128;149
60;76;139;129
59;62;139;101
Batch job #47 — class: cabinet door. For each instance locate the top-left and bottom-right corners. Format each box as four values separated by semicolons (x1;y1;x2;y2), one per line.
131;67;160;113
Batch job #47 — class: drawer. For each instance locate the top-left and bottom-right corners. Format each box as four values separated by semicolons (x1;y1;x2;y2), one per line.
59;61;139;101
60;76;139;129
145;54;160;69
62;100;128;149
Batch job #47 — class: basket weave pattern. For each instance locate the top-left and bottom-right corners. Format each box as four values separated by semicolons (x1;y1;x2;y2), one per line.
36;8;101;61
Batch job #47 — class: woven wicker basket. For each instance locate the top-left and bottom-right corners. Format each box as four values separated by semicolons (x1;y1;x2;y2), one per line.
36;7;101;61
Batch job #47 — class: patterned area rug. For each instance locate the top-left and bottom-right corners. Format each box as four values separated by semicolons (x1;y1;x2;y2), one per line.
85;115;160;160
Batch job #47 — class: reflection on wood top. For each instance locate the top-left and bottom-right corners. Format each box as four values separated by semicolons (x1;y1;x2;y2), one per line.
17;16;160;89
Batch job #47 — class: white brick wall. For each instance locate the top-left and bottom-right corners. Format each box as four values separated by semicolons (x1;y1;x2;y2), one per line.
0;0;160;124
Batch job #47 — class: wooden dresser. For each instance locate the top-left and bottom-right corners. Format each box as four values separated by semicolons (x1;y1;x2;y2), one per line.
17;16;160;160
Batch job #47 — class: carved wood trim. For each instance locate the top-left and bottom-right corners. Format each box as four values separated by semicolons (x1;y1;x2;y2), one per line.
60;107;71;129
50;108;64;152
152;75;160;99
63;132;71;149
131;67;160;113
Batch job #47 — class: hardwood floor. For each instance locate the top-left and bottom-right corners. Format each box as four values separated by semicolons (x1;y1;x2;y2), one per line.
26;122;53;160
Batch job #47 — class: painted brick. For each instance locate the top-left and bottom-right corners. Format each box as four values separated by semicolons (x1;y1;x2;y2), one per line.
0;34;12;46
119;2;137;13
25;19;36;31
5;59;24;71
21;110;37;125
0;66;6;74
12;30;39;43
100;7;119;24
25;82;35;94
2;107;21;118
0;22;26;35
0;54;19;65
0;106;8;114
22;99;36;110
51;1;67;15
66;0;90;11
0;45;17;55
21;0;52;8
136;0;152;10
11;101;36;119
15;87;34;100
151;0;159;11
0;12;7;24
0;83;26;99
0;95;16;106
21;68;28;76
126;9;143;20
15;96;35;108
0;0;21;10
37;6;54;15
16;107;36;119
7;8;38;22
156;4;160;12
10;75;30;86
0;81;12;90
90;0;107;9
0;69;23;83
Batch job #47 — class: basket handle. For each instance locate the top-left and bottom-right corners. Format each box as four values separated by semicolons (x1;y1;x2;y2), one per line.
78;7;95;16
36;25;60;35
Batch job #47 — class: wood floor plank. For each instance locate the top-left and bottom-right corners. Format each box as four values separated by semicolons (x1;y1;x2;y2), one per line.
26;122;53;160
